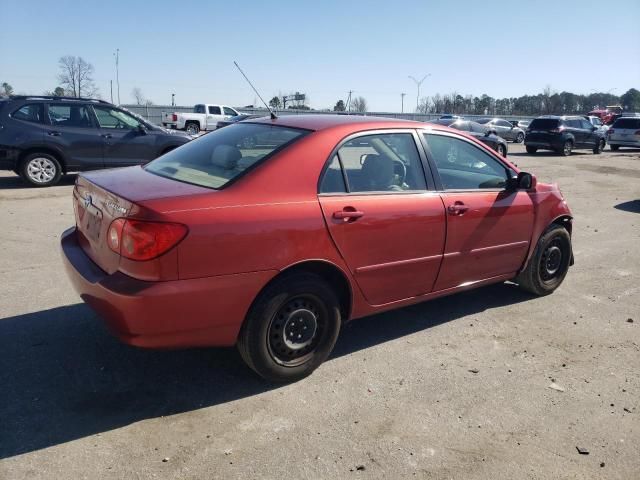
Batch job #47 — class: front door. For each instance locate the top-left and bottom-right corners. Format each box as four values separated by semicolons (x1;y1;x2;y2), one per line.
421;132;534;291
207;105;223;130
317;131;446;306
44;103;103;170
91;105;158;167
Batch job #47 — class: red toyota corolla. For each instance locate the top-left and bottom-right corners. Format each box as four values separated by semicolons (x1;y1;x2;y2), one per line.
61;115;573;382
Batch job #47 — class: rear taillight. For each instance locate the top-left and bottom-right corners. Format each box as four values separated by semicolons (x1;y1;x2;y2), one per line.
172;114;178;122
608;129;614;135
107;219;188;261
550;127;565;133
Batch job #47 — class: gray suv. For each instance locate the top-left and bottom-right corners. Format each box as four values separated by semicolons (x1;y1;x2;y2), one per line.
0;96;192;186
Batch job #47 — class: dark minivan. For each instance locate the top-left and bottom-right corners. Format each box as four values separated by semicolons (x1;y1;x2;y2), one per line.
525;116;606;156
0;96;192;186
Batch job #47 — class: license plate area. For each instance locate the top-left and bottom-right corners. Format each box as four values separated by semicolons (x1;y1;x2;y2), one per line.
84;203;103;242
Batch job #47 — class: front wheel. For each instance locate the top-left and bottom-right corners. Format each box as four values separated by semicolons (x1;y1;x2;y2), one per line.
237;272;342;382
515;132;525;143
515;224;571;296
593;139;605;154
21;153;62;187
526;146;537;154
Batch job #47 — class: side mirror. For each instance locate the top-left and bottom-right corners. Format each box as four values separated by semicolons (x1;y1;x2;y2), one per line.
136;124;147;135
591;126;597;131
506;172;536;191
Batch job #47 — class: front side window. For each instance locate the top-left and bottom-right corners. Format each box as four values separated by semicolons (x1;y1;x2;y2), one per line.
93;106;141;129
469;121;486;134
48;104;92;128
208;106;221;115
423;133;509;190
145;123;307;189
12;104;44;123
223;107;237;116
497;120;512;128
320;133;427;193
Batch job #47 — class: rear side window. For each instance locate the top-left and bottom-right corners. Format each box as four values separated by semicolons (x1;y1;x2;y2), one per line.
529;119;559;130
145;123;307;189
48;104;93;128
208;106;221;115
613;118;640;129
12;104;44;123
194;105;206;113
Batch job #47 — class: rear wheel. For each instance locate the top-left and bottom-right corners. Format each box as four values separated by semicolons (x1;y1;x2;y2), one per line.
237;272;342;382
610;145;620;151
515;132;525;143
593;139;605;154
559;140;573;156
185;122;200;135
21;153;62;187
516;224;571;296
526;146;537;154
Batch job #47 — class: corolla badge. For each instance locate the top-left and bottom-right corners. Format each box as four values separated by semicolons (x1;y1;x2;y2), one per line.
106;200;128;215
84;195;92;208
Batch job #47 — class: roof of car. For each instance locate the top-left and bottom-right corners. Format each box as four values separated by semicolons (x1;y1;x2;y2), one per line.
8;95;111;104
249;114;420;131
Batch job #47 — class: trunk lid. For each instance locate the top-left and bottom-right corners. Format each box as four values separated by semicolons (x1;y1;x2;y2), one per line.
74;166;211;273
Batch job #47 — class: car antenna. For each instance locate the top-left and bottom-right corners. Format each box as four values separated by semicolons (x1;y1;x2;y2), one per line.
233;61;277;120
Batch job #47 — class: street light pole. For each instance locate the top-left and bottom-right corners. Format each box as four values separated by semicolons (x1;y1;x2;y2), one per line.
408;74;431;112
114;49;120;105
401;93;406;113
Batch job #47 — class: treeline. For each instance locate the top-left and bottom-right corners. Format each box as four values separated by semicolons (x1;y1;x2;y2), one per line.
417;87;640;116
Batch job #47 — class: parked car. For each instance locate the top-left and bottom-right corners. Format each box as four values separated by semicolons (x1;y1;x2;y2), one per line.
607;116;640;150
0;96;192;187
476;118;525;143
525;115;607;156
162;104;241;135
61;115;573;382
431;119;509;156
439;114;462;120
216;114;264;129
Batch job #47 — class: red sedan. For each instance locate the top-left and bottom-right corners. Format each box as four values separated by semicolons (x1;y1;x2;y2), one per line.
61;115;573;382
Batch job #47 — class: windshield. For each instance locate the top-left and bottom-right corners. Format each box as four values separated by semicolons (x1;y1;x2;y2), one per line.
145;123;308;189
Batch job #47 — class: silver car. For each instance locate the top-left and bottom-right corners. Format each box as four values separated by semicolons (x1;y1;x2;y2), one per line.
608;116;640;151
476;117;525;143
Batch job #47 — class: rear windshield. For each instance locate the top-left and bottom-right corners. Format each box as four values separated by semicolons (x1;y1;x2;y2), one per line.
145;123;308;189
529;119;560;130
612;118;640;129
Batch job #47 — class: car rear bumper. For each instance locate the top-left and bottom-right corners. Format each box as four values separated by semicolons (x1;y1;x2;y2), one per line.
61;227;277;348
525;135;563;150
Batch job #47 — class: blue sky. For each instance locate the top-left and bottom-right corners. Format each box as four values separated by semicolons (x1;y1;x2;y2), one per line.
1;0;639;111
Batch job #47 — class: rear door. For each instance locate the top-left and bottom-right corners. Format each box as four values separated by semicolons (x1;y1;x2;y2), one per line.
91;105;158;167
421;131;534;291
317;130;446;306
494;119;514;140
565;119;586;146
44;103;103;170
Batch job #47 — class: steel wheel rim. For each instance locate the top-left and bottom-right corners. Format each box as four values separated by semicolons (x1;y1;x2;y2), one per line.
187;125;198;135
27;157;56;183
498;145;505;156
267;295;325;367
540;240;563;282
564;142;572;155
517;133;524;143
599;140;604;151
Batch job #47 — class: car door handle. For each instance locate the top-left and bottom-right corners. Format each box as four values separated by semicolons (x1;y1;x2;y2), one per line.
447;202;469;215
101;133;113;139
333;209;364;221
47;131;61;136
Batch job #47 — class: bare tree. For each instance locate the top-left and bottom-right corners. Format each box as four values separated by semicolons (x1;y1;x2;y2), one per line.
58;56;98;98
1;82;14;96
132;87;145;105
351;96;368;113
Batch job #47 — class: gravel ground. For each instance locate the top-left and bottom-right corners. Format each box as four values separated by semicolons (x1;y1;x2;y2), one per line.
0;144;638;479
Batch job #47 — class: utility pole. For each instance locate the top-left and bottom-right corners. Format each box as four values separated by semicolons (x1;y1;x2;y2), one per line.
171;93;175;107
408;74;431;112
114;49;120;105
346;90;353;113
401;93;406;113
110;80;113;103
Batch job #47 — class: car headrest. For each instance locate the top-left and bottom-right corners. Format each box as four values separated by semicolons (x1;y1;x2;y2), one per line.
210;145;241;169
362;153;394;188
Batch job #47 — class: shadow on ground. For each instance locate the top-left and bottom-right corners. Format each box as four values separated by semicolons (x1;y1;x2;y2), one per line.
0;282;532;459
614;200;640;213
0;174;76;189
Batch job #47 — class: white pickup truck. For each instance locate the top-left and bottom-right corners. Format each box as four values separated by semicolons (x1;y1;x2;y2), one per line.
162;104;241;135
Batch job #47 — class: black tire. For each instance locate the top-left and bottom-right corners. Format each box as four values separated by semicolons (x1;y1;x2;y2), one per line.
515;224;571;296
515;132;525;143
185;122;200;135
496;144;506;157
559;140;573;156
237;272;342;382
610;145;620;151
593;139;605;154
526;146;537;154
20;152;62;187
